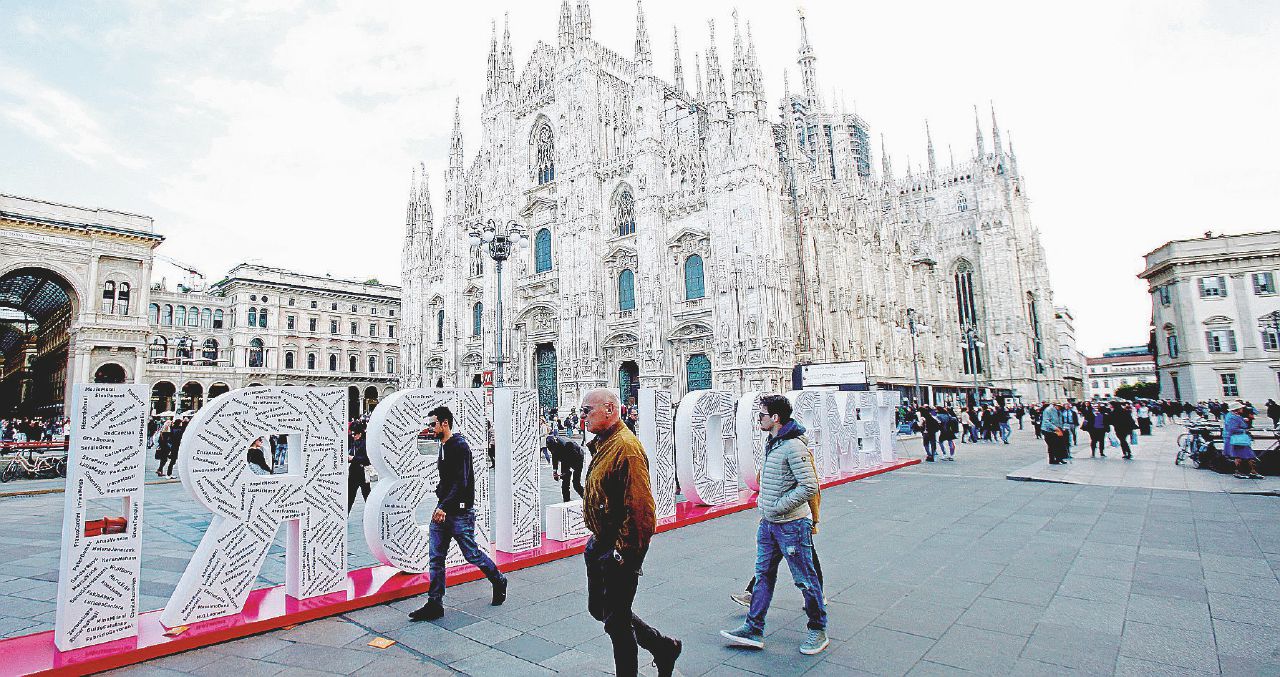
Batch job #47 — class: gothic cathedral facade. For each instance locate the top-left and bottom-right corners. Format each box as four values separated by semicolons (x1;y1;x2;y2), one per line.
401;2;1064;411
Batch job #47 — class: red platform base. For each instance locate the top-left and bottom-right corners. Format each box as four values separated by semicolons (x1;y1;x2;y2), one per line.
0;458;917;676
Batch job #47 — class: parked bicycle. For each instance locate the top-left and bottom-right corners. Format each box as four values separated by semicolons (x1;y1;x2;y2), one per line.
1175;424;1217;468
0;448;67;482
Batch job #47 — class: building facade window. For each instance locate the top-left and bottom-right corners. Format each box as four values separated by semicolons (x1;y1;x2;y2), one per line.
1198;276;1228;298
330;319;338;334
176;306;187;326
534;122;555;184
369;322;378;337
202;338;219;362
388;325;395;338
1253;272;1275;295
213;310;224;329
247;308;257;327
248;338;264;368
437;310;445;343
1158;285;1171;306
618;269;636;310
684;254;705;300
117;283;130;315
258;307;267;328
307;353;316;370
954;260;983;374
614;189;635;236
350;321;358;335
149;303;160;324
386;357;395;374
472;302;483;336
350;355;358;372
686;354;712;392
534;228;552;273
200;308;212;328
369;355;378;373
162;304;173;325
101;281;115;314
187;306;198;327
1221;373;1239;397
149;337;166;360
287;315;296;330
329;354;338;371
285;352;295;369
308;317;318;332
1263;328;1280;351
1166;331;1180;358
1205;328;1237;353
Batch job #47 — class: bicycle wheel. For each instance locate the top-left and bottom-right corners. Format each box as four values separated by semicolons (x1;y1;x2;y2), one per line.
0;462;16;483
1175;435;1190;465
56;458;68;477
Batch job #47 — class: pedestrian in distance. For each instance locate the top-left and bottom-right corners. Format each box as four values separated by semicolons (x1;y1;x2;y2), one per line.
347;424;371;513
579;388;682;677
1108;402;1136;460
918;407;939;462
958;408;972;444
409;406;508;622
937;407;958;460
1223;400;1264;479
1082;403;1108;458
722;394;829;656
548;429;585;502
1267;399;1280;430
1040;402;1069;465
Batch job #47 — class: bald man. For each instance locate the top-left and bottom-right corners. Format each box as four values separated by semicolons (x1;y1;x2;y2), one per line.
580;388;681;677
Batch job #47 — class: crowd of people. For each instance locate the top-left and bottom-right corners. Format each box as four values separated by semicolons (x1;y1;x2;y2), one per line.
0;417;66;443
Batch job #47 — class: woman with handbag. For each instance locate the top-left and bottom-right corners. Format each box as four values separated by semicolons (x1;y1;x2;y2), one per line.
1223;401;1263;479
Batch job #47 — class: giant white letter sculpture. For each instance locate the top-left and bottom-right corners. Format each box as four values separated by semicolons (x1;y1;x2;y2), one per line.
363;388;490;572
786;390;839;481
675;390;739;506
55;384;147;650
161;387;346;627
637;387;677;518
734;391;765;492
494;388;541;553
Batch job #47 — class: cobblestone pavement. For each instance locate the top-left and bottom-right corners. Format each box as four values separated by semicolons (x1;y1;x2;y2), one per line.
1007;423;1280;495
2;426;1278;675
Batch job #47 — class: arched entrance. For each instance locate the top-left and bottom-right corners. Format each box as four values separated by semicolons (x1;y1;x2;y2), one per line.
535;343;558;410
151;381;176;413
93;362;128;384
208;382;230;399
363;386;379;414
0;267;77;417
618;360;639;408
347;385;361;420
180;381;204;412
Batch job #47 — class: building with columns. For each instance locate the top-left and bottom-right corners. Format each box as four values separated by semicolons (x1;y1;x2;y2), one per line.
1140;231;1280;404
401;2;1064;411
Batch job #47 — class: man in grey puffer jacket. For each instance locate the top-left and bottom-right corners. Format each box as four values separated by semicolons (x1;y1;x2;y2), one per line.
721;394;828;656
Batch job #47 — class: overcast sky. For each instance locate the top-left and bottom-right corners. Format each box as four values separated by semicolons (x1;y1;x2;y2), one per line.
2;0;1277;355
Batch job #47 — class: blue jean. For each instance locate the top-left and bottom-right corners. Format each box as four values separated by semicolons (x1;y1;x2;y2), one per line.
427;509;504;603
999;422;1011;443
747;518;826;633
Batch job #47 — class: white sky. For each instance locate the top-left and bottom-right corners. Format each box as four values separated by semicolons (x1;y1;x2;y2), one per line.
1;0;1277;355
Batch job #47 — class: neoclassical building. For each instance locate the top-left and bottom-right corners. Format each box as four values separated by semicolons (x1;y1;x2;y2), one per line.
401;2;1064;410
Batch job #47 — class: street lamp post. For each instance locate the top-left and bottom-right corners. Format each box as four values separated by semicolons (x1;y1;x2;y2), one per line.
906;308;930;405
469;219;529;388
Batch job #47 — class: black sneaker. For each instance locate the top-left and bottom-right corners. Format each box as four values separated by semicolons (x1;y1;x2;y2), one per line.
409;600;444;621
653;637;681;677
492;577;508;606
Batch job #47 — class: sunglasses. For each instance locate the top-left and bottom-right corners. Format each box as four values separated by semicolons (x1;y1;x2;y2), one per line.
580;405;596;417
757;412;776;420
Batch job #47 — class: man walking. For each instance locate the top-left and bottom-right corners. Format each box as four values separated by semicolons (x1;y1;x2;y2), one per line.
722;394;828;655
1040;401;1068;465
549;429;585;502
581;388;681;677
409;406;507;622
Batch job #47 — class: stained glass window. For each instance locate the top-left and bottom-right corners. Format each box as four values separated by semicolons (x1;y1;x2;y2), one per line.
535;228;552;273
473;302;483;336
615;190;635;236
535;124;555;184
618;269;635;311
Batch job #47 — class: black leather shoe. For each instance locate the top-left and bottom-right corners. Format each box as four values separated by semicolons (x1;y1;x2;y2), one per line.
492;577;508;606
653;637;681;677
409;600;444;621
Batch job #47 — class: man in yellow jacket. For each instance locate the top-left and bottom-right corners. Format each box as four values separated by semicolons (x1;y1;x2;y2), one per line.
581;388;681;677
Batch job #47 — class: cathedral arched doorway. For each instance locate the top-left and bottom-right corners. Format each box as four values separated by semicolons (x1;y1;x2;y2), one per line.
0;267;77;417
151;381;176;414
347;386;361;420
618;361;639;408
93;363;127;384
535;343;558;411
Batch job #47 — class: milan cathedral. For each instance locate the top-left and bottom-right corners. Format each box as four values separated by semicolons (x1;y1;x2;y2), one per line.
401;1;1063;411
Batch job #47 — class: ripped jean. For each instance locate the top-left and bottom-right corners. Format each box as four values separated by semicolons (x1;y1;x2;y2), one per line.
746;517;826;633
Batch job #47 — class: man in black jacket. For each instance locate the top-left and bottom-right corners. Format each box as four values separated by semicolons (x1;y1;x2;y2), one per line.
409;406;508;621
549;431;585;502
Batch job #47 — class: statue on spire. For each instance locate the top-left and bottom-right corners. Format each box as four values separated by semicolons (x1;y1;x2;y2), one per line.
672;27;685;93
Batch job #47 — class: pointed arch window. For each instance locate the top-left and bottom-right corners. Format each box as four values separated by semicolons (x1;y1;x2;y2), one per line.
101;281;115;313
954;260;982;375
436;309;445;344
117;283;131;315
1027;293;1044;373
534;228;552;273
248;338;265;368
472;302;484;336
686;354;712;392
684;254;705;300
618;269;636;311
615;189;635;236
534;123;555;184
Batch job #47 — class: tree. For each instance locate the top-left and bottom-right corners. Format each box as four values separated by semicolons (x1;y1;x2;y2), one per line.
1115;381;1159;401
